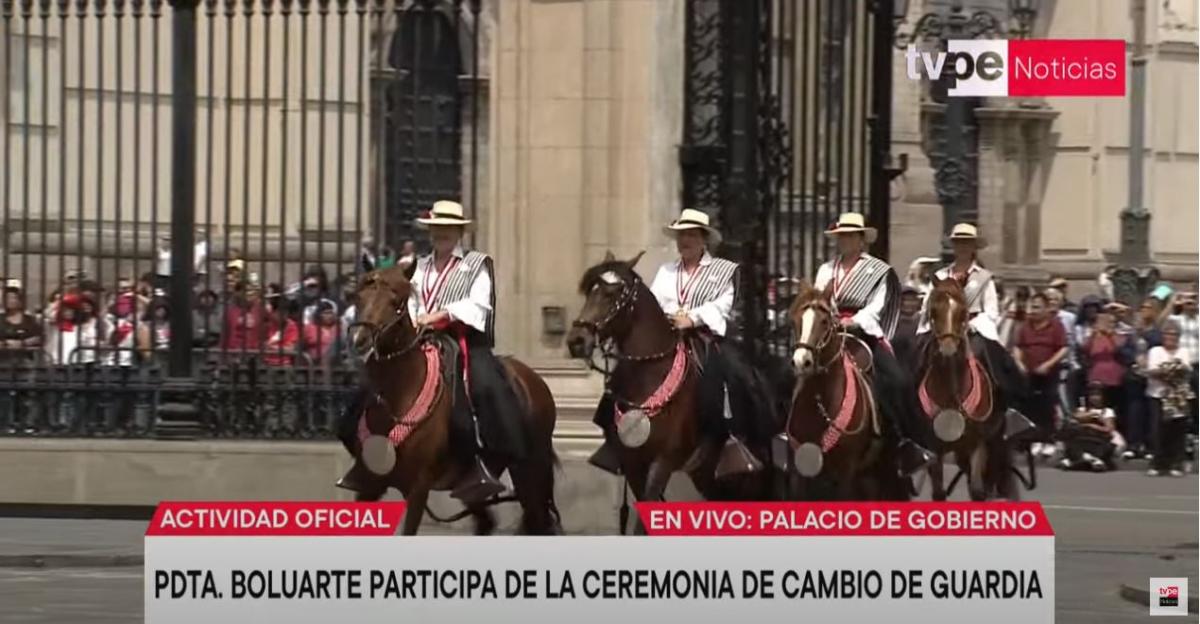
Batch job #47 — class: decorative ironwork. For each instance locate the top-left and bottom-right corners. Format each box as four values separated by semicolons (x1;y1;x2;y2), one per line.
680;0;894;368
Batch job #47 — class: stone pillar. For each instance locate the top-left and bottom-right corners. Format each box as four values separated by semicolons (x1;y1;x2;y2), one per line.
490;0;684;415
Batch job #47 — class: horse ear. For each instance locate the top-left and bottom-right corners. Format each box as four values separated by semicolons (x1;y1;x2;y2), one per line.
603;250;616;263
627;250;646;270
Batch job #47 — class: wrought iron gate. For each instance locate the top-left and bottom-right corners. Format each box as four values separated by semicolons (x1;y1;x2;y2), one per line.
0;0;485;438
680;0;896;366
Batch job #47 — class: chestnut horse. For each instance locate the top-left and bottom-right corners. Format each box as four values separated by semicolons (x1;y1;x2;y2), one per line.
346;266;561;535
785;283;905;500
566;252;774;532
919;276;1015;501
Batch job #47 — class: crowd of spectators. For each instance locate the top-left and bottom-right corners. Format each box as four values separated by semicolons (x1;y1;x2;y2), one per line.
0;238;418;373
896;264;1197;477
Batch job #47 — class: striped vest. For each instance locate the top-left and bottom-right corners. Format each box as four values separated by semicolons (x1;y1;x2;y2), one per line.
824;254;901;340
424;250;496;346
681;257;739;309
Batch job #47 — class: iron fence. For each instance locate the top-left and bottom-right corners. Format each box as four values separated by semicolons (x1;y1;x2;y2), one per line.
0;0;487;437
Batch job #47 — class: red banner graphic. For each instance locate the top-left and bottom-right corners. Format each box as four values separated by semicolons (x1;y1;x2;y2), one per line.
1007;39;1125;97
145;501;407;536
636;502;1054;537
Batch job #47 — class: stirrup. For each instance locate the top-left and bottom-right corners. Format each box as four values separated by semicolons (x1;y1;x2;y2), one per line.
587;440;623;476
451;456;507;504
335;463;371;494
1003;408;1037;441
714;435;764;480
897;439;935;477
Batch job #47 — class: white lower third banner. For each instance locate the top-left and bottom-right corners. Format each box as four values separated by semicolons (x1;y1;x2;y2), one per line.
143;502;1055;624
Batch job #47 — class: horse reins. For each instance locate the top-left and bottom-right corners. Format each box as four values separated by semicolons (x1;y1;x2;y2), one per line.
793;301;844;374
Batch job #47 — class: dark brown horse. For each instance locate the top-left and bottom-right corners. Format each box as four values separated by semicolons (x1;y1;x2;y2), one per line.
565;252;772;532
346;266;561;535
784;283;904;500
919;276;1014;501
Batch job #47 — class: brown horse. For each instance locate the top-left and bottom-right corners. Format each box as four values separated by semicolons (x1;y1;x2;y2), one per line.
346;266;561;535
784;283;903;500
919;276;1014;501
565;252;772;532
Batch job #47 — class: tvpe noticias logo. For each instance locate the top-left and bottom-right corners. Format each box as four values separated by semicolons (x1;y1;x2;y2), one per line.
1150;577;1188;616
904;39;1125;97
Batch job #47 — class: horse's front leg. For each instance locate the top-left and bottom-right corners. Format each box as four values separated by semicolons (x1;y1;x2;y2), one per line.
399;482;431;536
967;443;988;501
632;459;674;535
928;451;947;501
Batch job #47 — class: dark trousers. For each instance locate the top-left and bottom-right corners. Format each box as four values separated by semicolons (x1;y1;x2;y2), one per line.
860;334;920;446
1059;424;1116;465
970;333;1028;410
1150;399;1188;471
1121;380;1154;453
1026;374;1058;441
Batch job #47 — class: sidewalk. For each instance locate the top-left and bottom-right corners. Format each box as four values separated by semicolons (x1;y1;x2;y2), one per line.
0;518;147;567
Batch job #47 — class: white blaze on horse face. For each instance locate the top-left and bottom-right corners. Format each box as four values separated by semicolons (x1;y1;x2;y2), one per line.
792;307;817;374
599;271;621;285
938;296;959;357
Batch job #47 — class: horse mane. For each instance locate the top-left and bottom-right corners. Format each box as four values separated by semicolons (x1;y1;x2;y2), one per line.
577;260;641;294
788;279;829;317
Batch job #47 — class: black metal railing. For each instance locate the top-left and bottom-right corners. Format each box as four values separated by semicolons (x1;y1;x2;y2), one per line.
0;0;486;437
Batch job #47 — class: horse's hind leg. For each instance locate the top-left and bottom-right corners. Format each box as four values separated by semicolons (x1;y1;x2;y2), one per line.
511;459;559;535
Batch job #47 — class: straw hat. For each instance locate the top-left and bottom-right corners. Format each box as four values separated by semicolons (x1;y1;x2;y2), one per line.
823;212;877;243
948;223;988;249
416;200;474;228
662;209;722;246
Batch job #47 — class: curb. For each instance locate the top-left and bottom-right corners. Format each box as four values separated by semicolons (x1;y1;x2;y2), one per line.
0;553;143;568
1119;584;1199;614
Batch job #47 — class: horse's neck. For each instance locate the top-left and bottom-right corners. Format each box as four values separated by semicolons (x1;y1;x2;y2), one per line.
368;347;427;408
617;284;675;358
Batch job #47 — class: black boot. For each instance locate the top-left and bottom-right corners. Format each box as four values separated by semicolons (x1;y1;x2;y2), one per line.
897;438;936;477
335;462;372;493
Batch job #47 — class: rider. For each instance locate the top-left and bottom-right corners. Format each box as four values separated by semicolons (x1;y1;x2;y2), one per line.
589;209;772;476
916;223;1027;407
337;200;526;504
813;212;934;476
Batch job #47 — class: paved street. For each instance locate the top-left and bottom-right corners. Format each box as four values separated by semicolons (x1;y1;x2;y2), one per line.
0;465;1194;623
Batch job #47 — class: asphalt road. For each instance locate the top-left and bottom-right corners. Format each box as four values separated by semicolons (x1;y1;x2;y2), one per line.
0;466;1194;623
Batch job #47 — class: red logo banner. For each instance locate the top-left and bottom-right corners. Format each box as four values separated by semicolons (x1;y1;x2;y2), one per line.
145;501;407;536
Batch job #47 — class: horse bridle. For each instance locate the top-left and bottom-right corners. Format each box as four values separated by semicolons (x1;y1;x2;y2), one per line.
572;275;678;366
347;283;428;362
792;300;844;373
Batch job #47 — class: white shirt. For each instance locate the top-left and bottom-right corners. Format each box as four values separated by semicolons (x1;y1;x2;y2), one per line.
648;252;735;337
813;254;887;339
1146;346;1193;399
916;262;1000;342
155;240;209;276
407;246;492;333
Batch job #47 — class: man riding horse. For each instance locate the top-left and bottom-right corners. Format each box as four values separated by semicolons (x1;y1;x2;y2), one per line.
588;209;772;478
916;223;1026;407
337;200;527;504
809;212;933;476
